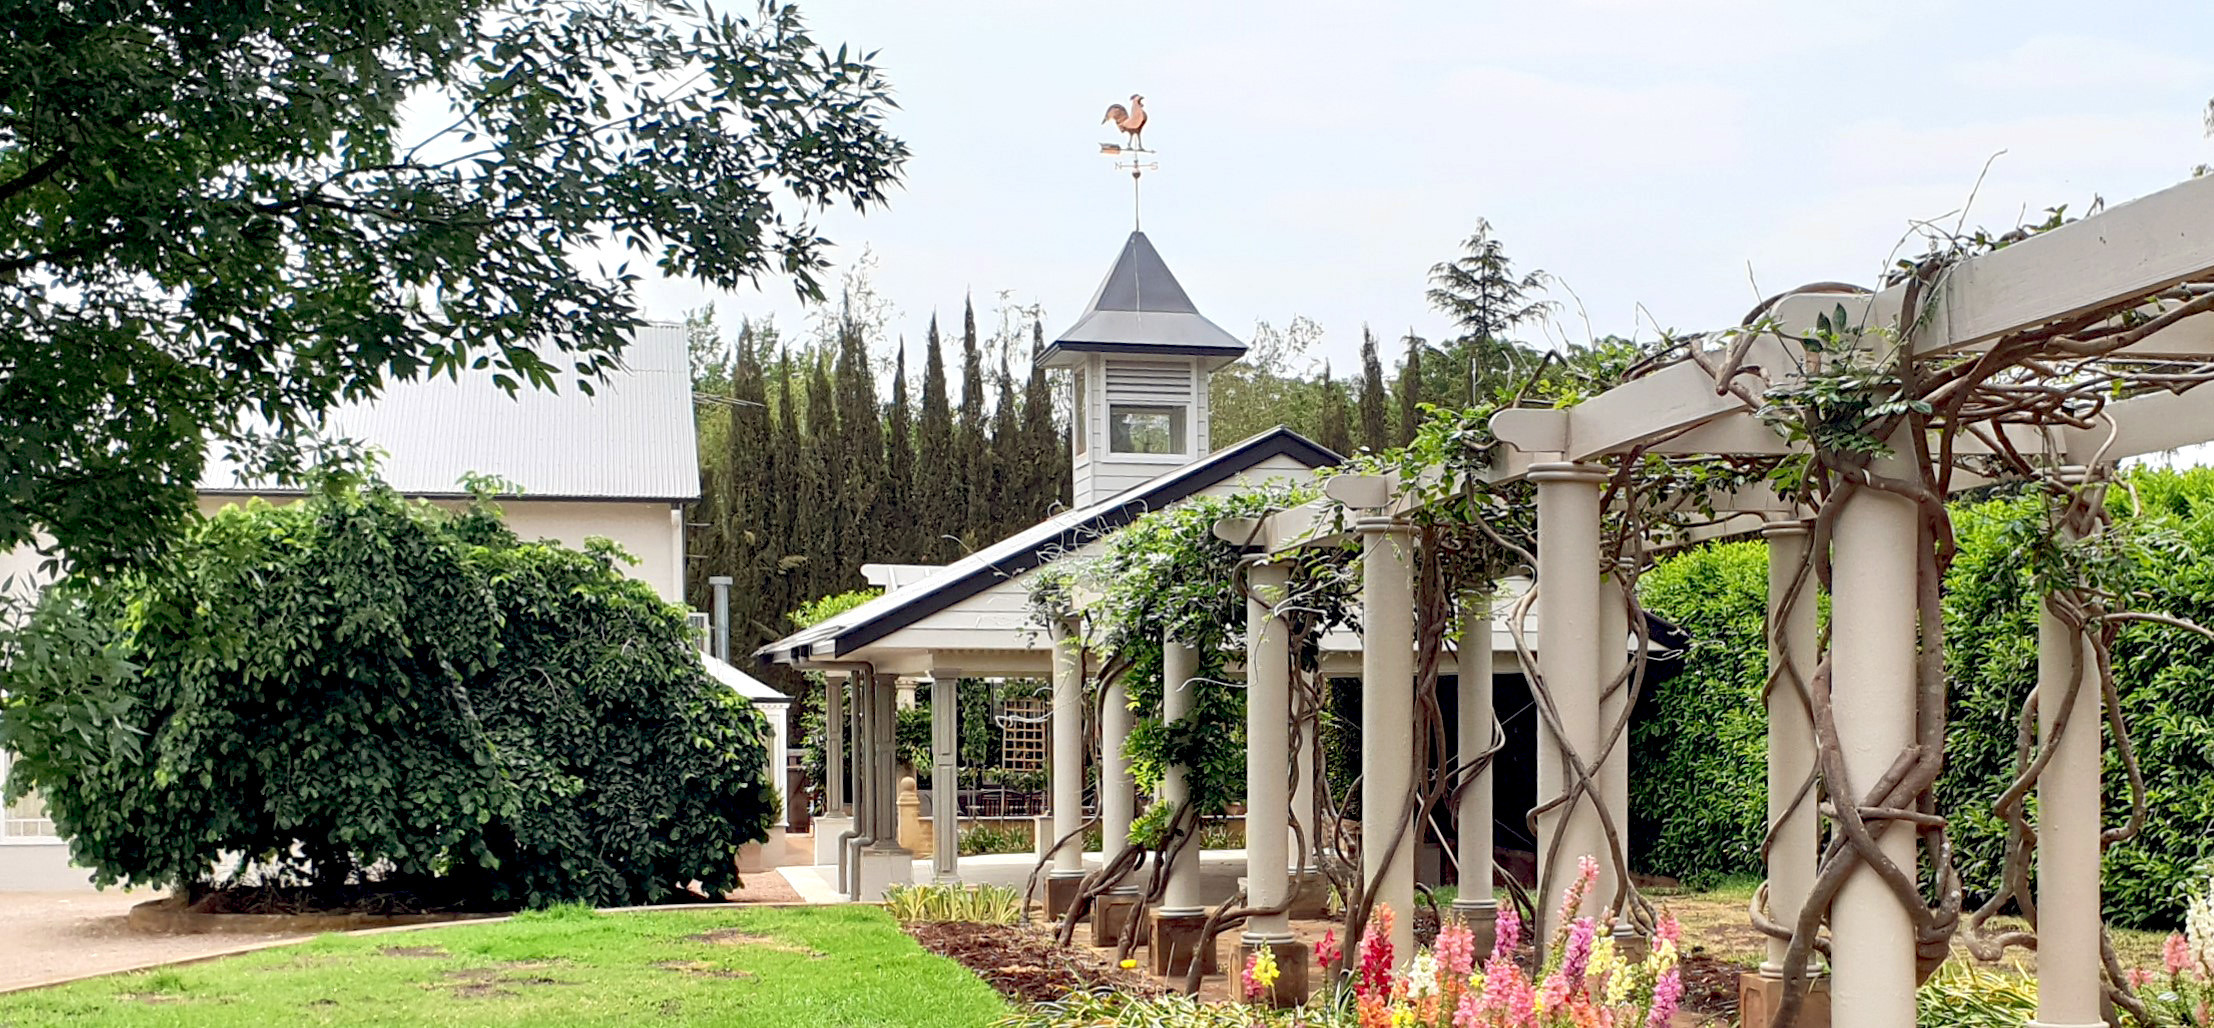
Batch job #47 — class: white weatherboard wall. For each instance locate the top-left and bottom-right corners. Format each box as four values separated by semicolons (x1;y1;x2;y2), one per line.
193;495;686;604
1071;355;1215;507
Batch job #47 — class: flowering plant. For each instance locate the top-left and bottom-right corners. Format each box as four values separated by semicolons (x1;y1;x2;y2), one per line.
1348;856;1684;1028
2136;874;2214;1025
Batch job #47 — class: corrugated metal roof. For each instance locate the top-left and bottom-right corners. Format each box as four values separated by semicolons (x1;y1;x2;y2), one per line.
201;323;699;501
1039;231;1248;367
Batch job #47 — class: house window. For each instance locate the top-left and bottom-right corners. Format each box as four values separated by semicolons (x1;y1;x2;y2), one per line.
0;751;57;841
1108;405;1186;455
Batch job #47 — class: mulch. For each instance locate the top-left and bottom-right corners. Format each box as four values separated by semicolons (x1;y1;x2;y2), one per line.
1676;953;1748;1020
902;921;1164;1005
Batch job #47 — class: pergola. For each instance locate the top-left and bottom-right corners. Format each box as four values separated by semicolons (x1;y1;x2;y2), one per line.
1227;172;2214;1026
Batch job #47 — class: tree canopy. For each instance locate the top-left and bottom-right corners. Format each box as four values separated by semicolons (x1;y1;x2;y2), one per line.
0;0;907;573
0;478;777;907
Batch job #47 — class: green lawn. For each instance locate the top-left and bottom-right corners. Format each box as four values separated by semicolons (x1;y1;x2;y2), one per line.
0;905;1009;1027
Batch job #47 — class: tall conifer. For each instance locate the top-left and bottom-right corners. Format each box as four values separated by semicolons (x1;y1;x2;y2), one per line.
1358;327;1390;453
832;317;884;573
917;315;955;564
1317;363;1352;456
1397;331;1425;446
885;339;914;553
957;297;988;544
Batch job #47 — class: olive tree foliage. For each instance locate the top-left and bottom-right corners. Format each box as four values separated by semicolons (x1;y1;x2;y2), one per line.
0;478;777;907
0;0;907;574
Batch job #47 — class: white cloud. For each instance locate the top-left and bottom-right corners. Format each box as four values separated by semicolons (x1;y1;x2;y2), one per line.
1953;35;2214;93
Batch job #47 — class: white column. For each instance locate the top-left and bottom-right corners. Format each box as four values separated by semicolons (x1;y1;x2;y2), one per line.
1100;671;1139;892
1359;514;1416;967
1243;559;1295;944
1532;461;1609;942
1454;592;1497;933
1829;482;1921;1028
1762;518;1818;978
1596;567;1631;932
930;675;960;883
1050;621;1086;881
1160;637;1205;916
825;673;847;814
2033;512;2105;1028
1291;680;1319;876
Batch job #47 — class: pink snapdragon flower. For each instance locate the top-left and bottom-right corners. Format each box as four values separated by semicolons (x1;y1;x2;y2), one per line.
1435;919;1477;979
1645;965;1685;1028
2168;933;2193;976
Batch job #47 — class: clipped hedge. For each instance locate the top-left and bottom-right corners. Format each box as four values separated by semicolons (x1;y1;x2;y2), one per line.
1631;540;1772;886
1636;468;2214;927
0;479;776;908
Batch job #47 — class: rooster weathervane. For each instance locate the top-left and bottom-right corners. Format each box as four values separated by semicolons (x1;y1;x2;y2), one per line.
1098;93;1157;229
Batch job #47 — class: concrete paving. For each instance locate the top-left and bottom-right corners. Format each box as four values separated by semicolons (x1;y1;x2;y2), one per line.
0;890;311;993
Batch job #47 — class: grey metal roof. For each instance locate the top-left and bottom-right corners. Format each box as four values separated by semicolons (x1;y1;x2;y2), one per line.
200;322;700;502
1039;232;1248;367
756;426;1340;665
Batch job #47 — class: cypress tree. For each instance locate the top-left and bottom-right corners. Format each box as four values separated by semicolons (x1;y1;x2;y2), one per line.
832;317;884;574
1020;319;1064;515
885;339;915;559
957;296;988;546
988;348;1020;538
1397;331;1425;446
722;323;773;642
771;346;808;618
803;350;839;597
1317;362;1352;456
1358;327;1390;453
917;315;955;564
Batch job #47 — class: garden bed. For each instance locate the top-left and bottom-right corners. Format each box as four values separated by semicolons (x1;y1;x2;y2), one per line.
902;921;1162;1004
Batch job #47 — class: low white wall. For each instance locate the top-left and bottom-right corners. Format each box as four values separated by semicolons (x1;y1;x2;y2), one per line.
0;843;93;892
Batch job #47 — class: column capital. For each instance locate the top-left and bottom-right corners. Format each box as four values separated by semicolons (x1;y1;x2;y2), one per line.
1760;517;1811;539
1527;460;1610;486
1353;514;1414;535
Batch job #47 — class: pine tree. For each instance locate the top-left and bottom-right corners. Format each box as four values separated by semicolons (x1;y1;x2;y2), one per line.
1397;331;1425;446
1427;218;1555;404
717;323;773;637
957;296;989;546
885;339;914;555
917;315;955;564
1357;327;1390;453
1317;363;1352;455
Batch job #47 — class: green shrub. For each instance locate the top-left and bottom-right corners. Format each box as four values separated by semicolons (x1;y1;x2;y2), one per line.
959;822;1033;856
1916;962;2038;1028
881;882;1023;924
0;479;776;908
1638;467;2214;927
1632;540;1772;887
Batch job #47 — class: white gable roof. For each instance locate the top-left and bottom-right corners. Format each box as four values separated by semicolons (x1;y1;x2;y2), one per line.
201;323;699;502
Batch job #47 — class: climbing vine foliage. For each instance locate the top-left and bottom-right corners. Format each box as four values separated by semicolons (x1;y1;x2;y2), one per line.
0;478;776;908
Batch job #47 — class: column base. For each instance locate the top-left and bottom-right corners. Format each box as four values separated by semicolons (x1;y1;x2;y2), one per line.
1738;972;1830;1028
854;846;915;902
1286;869;1334;919
1236;938;1310;1008
1045;874;1087;921
1093;893;1148;948
812;816;854;865
1150;910;1220;980
1449;898;1498;960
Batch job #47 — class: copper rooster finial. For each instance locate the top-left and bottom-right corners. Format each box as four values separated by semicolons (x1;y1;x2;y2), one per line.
1102;94;1148;151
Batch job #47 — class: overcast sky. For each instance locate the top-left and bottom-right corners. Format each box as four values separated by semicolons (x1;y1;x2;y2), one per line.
619;0;2214;377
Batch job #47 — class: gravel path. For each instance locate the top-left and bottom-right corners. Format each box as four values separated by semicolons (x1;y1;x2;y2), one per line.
0;891;310;993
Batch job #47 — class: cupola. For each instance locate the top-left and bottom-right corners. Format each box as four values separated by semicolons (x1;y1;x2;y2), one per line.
1040;231;1246;506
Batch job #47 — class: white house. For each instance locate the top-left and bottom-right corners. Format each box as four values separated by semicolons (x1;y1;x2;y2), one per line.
2;323;793;889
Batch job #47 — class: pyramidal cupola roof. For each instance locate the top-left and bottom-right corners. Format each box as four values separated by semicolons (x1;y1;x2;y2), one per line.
1038;231;1248;368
